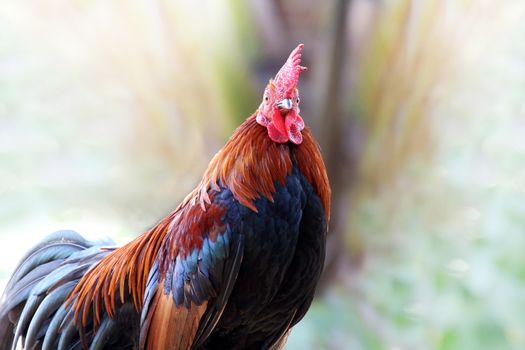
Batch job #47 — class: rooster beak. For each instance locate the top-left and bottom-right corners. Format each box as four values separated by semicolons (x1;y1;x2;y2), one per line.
276;98;293;111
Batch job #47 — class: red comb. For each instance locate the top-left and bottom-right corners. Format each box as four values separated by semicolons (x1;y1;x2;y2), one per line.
273;44;307;96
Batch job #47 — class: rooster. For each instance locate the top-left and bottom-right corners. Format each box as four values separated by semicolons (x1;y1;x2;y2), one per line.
0;44;330;350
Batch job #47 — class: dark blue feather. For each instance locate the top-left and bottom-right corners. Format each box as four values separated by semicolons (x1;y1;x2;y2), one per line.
0;231;127;350
41;304;68;350
24;281;75;348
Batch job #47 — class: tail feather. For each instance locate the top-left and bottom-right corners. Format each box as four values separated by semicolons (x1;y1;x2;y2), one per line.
90;316;117;350
0;311;15;350
3;260;63;315
3;230;90;293
0;230;115;350
13;291;45;349
24;281;75;348
41;304;68;350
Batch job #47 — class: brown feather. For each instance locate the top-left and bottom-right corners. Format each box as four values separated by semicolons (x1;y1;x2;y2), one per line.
293;127;331;220
67;211;178;326
144;286;207;350
67;114;329;331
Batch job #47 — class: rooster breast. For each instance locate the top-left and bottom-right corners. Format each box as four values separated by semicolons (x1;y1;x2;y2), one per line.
201;161;327;349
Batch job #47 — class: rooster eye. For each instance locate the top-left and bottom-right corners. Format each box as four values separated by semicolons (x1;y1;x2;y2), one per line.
264;96;269;102
296;98;300;104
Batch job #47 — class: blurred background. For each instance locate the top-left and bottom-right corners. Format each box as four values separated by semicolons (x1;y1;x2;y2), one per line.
1;0;525;349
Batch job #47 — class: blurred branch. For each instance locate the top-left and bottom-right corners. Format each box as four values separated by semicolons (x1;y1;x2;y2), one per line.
315;0;354;292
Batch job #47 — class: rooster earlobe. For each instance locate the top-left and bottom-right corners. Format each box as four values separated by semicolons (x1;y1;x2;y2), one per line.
294;115;305;131
256;111;270;127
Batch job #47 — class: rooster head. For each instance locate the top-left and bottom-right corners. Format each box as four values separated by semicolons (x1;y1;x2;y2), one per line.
256;44;307;145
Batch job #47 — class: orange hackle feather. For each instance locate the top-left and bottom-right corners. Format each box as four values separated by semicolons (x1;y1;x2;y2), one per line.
68;212;176;325
68;114;330;328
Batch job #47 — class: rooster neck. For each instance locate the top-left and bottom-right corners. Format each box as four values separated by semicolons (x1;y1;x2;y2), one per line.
190;114;330;219
188;115;291;212
186;114;330;218
183;115;280;212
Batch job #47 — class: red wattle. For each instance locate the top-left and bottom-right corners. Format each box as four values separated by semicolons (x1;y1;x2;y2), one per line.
263;108;305;144
285;112;304;145
268;123;289;143
267;108;289;143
